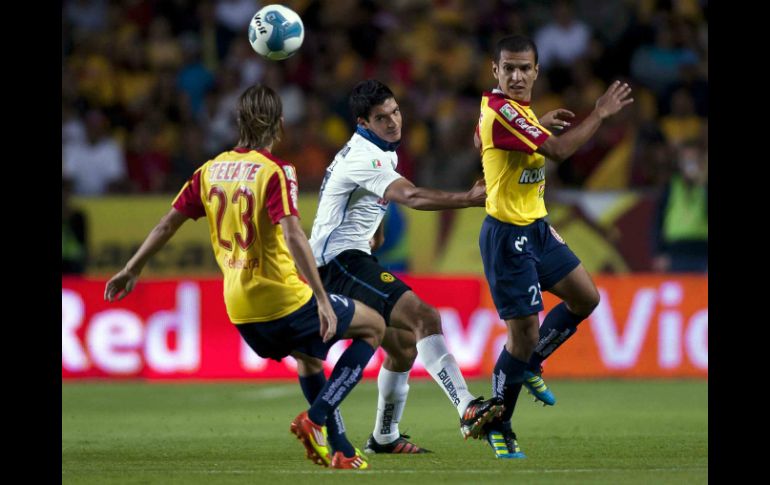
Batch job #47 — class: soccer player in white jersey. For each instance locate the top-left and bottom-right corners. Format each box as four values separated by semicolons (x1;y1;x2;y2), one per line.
309;79;503;454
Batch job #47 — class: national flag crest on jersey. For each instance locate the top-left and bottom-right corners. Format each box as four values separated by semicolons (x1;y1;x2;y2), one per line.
371;159;382;168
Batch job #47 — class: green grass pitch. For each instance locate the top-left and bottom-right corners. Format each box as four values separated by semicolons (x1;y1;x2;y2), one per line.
62;379;707;484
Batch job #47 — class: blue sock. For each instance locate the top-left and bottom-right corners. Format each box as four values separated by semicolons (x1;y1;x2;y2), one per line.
298;372;355;458
308;339;375;442
528;302;584;372
492;347;528;422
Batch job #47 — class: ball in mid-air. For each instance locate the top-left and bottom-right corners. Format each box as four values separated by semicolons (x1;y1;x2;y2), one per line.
248;4;305;61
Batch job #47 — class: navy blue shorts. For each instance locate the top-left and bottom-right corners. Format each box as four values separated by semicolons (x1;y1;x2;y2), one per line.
236;294;355;361
479;216;581;319
318;250;412;325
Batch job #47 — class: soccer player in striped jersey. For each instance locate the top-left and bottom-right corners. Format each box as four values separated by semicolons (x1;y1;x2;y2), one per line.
476;35;633;458
309;80;504;454
104;84;386;470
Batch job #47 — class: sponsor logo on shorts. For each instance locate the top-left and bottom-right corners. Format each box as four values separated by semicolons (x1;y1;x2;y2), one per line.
381;272;395;283
514;236;528;252
550;226;565;244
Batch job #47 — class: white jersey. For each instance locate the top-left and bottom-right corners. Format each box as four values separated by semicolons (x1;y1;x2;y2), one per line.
309;132;403;266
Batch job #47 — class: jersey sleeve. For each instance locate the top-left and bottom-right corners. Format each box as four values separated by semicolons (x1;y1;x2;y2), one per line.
344;153;403;198
265;166;301;224
172;169;206;220
482;97;552;154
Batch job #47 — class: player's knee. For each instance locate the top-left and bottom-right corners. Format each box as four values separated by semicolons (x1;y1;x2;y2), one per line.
391;344;418;368
294;355;324;376
574;288;600;317
368;316;386;347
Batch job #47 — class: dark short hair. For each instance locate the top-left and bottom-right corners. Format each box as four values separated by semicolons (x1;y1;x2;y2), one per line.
349;79;395;121
237;84;283;149
494;35;539;64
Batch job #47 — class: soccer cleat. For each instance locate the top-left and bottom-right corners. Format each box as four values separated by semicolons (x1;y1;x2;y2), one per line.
330;448;370;469
460;396;505;440
290;411;331;467
523;368;556;406
485;426;526;459
363;433;431;454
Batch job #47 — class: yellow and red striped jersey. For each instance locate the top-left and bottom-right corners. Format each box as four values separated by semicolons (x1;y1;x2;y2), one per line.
173;147;312;323
477;90;552;225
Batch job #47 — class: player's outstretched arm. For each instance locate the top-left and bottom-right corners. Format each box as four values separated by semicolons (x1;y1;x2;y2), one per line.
537;81;633;162
104;208;189;302
279;215;337;342
383;177;486;211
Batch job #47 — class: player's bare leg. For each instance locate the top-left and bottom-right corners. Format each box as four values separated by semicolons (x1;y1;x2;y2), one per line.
365;327;431;453
547;264;600;317
389;291;503;439
523;264;600;404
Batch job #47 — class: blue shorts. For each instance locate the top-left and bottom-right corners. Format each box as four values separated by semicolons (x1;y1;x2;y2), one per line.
236;294;355;361
479;216;581;319
318;250;412;325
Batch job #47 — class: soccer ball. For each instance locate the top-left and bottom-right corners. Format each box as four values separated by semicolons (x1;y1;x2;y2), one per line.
248;4;305;61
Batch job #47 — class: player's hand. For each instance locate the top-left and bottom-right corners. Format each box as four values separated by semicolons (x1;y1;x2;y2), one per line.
466;178;487;207
317;297;338;343
595;81;634;120
539;109;575;130
104;268;138;302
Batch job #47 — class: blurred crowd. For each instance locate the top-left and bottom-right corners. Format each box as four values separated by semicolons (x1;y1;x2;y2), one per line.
62;0;708;196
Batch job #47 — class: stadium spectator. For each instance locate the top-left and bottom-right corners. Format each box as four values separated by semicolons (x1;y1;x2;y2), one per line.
534;0;592;71
660;88;705;147
177;34;216;119
62;109;128;195
651;140;708;272
60;0;707;200
630;19;699;96
62;179;89;274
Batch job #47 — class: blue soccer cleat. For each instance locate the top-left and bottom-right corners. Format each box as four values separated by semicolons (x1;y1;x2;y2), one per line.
485;426;526;459
523;368;556;406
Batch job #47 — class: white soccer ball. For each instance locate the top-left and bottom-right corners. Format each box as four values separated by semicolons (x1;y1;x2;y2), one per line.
248;4;305;61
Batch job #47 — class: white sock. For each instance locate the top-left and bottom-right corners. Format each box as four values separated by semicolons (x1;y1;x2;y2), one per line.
372;367;410;444
415;334;475;417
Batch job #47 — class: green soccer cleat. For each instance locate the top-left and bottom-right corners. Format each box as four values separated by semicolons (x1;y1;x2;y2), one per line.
523;368;556;406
